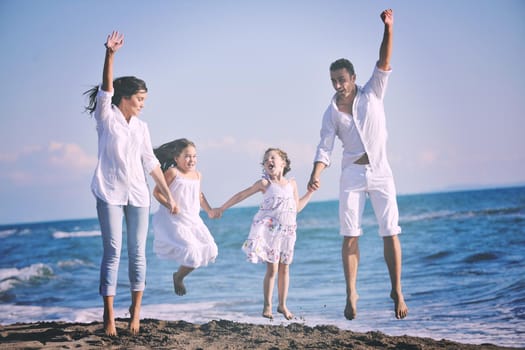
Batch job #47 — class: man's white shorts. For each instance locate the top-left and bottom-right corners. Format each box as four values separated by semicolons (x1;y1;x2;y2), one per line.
339;164;401;237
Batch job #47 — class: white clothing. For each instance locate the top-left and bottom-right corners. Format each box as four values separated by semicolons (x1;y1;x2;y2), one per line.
242;180;297;265
340;111;366;161
91;88;160;207
314;65;401;237
339;164;401;237
153;173;217;268
314;65;392;175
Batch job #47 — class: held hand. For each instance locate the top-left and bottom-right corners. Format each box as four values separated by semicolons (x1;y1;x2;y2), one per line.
105;31;124;53
307;177;321;192
209;208;223;219
166;197;179;215
380;9;394;26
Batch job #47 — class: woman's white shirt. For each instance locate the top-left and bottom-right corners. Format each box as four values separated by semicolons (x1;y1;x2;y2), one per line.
91;88;160;207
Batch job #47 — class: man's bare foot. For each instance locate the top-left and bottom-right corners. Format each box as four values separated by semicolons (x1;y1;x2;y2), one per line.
103;311;117;336
344;293;359;320
128;307;140;335
277;306;294;320
173;272;186;296
262;305;273;319
391;290;408;319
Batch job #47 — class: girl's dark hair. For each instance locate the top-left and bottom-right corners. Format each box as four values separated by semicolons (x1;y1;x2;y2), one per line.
263;148;292;176
330;58;355;76
83;76;147;114
154;138;196;172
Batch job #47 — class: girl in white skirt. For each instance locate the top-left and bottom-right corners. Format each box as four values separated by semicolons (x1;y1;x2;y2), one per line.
152;138;218;296
215;148;313;320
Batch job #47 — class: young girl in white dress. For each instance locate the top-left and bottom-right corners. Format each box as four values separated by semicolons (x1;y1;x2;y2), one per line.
215;148;313;320
152;138;218;296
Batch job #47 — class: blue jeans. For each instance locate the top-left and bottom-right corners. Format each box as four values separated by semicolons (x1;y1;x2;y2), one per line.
96;198;150;296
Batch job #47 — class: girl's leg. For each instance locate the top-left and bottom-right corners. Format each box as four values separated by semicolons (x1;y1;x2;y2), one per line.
124;204;150;334
263;262;278;318
173;265;195;296
277;263;293;320
97;199;123;336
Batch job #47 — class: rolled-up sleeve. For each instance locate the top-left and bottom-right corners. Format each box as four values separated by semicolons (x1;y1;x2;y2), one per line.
95;86;114;123
314;106;336;167
141;125;161;174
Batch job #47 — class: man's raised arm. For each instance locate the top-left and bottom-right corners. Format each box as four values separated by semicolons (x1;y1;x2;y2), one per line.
377;9;394;71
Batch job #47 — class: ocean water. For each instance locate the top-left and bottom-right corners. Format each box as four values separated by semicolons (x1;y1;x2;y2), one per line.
1;186;524;347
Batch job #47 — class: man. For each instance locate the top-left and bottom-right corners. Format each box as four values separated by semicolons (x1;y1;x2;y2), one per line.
308;9;408;320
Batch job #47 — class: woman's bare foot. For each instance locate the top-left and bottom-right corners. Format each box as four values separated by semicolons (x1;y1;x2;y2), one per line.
128;307;140;335
344;293;359;320
103;310;117;336
173;272;187;296
277;306;294;320
391;290;408;319
262;305;273;319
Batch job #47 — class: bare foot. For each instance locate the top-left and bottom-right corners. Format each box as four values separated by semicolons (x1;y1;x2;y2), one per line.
103;311;117;336
344;293;359;320
128;307;140;335
277;306;294;320
262;305;273;319
391;290;408;319
173;272;186;296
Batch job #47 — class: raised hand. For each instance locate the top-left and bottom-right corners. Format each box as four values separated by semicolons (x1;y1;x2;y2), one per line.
105;31;124;53
380;9;394;26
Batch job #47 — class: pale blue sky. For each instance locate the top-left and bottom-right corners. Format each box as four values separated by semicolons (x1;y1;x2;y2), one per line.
1;0;524;224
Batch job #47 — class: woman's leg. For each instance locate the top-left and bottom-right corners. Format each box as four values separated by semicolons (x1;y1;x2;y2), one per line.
124;204;150;334
263;262;278;318
277;263;293;320
102;296;117;336
96;198;124;336
129;291;143;335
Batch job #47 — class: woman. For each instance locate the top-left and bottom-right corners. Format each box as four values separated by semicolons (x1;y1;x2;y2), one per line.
84;31;176;336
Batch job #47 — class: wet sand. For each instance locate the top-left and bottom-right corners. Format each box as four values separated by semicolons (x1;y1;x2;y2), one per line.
0;318;519;349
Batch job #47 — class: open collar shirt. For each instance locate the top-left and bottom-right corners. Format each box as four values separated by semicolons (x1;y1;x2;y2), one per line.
91;88;160;207
314;65;393;175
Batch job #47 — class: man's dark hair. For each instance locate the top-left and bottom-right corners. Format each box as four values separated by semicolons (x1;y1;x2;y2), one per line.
330;58;355;76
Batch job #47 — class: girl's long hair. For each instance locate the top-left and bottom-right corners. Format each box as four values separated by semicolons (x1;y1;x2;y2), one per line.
83;76;147;114
154;138;196;172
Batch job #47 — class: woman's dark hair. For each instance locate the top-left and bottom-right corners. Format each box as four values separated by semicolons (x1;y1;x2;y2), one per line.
83;76;147;114
154;138;196;172
263;148;292;176
330;58;355;76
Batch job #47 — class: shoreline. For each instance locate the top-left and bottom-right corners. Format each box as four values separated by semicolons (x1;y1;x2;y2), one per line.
0;319;519;350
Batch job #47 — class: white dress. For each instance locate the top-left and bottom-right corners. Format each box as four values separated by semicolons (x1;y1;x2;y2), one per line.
153;173;218;268
242;180;297;264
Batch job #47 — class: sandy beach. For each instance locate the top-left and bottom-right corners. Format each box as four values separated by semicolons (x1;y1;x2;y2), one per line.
0;318;519;350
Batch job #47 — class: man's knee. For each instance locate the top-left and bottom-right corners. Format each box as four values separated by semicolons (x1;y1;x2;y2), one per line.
383;234;400;242
342;236;359;252
343;236;359;244
382;234;402;251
